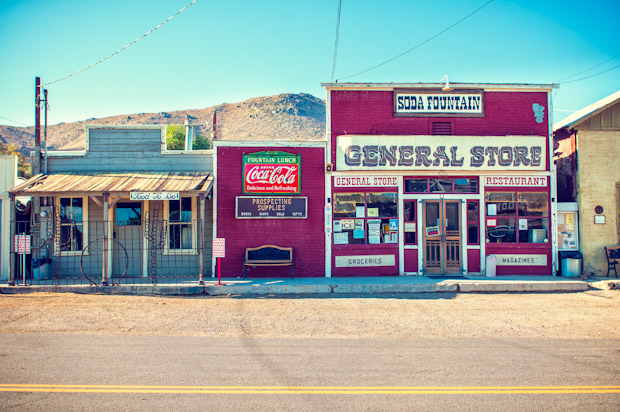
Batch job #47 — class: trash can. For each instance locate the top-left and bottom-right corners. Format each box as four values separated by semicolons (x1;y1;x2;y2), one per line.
485;255;496;277
560;251;582;277
32;257;52;280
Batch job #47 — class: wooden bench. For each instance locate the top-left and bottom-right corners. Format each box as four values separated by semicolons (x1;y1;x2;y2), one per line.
604;246;620;278
243;245;293;279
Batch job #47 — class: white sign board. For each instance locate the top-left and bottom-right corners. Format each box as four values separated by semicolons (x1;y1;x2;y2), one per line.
494;254;547;266
394;92;484;115
484;176;547;187
14;235;31;254
335;255;396;267
336;135;547;172
130;192;180;201
212;238;226;258
334;176;399;187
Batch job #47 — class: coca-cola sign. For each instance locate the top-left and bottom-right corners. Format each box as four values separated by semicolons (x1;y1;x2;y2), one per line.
243;151;301;194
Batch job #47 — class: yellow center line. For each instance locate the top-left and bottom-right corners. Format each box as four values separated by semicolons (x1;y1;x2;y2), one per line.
0;384;619;395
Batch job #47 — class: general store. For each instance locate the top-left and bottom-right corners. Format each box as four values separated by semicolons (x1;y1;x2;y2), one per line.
323;82;557;276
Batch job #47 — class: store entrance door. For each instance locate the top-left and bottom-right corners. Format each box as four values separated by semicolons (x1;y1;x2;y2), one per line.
423;200;462;275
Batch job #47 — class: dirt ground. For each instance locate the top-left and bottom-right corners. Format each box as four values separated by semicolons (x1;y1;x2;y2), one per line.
1;282;619;339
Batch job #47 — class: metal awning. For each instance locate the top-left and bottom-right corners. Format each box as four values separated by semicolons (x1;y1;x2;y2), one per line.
9;172;213;197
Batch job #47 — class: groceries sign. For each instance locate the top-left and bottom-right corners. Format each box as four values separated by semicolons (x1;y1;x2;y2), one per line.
243;151;300;194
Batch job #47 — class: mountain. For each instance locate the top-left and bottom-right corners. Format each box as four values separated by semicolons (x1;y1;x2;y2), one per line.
0;93;326;154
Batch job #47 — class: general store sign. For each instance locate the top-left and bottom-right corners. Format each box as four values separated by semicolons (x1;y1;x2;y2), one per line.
236;196;307;218
336;135;546;172
394;91;483;115
334;175;399;187
243;151;300;194
484;176;547;187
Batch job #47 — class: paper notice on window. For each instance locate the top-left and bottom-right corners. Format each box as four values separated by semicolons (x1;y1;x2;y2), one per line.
341;219;355;230
353;229;365;239
519;219;528;230
487;204;497;216
566;213;575;225
557;214;565;225
356;206;365;218
333;220;342;232
405;222;416;232
369;235;381;244
367;208;379;217
334;232;349;245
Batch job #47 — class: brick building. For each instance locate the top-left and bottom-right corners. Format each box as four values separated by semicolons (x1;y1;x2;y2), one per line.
212;141;327;277
323;82;557;276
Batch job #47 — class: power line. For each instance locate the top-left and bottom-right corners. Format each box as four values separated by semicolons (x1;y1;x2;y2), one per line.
554;52;620;83
331;0;342;82
337;0;495;82
558;62;620;85
0;115;30;127
44;0;198;87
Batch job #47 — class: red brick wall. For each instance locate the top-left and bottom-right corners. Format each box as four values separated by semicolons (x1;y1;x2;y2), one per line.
330;90;550;171
216;146;325;277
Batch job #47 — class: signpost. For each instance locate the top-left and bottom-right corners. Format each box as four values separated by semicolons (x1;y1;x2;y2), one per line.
14;235;31;286
212;238;226;285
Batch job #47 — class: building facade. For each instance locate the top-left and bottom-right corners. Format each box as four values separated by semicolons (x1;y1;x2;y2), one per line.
212;140;326;277
324;83;557;276
554;90;620;275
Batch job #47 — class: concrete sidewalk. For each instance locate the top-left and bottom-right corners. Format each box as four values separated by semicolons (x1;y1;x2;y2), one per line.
1;275;607;296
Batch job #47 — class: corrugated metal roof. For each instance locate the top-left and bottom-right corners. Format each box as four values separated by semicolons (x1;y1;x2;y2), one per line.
10;172;212;196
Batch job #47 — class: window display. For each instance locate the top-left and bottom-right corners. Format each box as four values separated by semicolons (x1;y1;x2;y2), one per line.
485;191;549;244
333;192;397;245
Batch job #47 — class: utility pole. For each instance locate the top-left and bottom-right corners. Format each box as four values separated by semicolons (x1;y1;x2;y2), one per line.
34;77;42;175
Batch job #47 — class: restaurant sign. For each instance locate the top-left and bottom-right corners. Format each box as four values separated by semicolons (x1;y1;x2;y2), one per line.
243;151;300;194
337;135;546;171
236;196;307;219
484;176;547;187
394;90;483;116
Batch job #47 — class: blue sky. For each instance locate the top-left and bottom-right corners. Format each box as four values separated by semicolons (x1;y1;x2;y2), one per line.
0;0;618;128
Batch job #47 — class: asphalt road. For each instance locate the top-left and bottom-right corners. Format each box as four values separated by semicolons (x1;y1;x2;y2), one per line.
1;334;619;411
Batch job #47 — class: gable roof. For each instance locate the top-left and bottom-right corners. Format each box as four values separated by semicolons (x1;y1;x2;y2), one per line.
553;90;620;131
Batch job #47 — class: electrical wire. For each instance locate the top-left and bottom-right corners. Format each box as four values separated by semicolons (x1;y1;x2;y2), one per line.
337;0;495;82
0;115;30;127
44;0;199;87
554;52;620;83
331;0;342;82
557;62;620;85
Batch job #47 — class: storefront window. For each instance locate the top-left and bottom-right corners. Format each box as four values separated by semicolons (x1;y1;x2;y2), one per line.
467;200;479;245
404;200;417;245
333;192;398;246
485;192;549;244
405;177;479;194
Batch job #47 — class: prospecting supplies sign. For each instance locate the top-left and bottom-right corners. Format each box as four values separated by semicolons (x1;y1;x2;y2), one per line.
243;151;301;194
336;135;547;172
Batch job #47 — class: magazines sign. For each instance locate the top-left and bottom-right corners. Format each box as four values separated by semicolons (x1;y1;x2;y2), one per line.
243;151;301;194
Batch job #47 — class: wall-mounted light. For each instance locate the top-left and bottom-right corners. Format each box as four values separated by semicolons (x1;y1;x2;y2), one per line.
440;75;453;91
326;163;333;173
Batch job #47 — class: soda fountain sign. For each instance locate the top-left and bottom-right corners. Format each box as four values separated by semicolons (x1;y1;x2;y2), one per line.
243;151;301;194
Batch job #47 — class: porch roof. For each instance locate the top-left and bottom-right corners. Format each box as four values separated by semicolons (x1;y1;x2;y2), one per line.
9;171;213;197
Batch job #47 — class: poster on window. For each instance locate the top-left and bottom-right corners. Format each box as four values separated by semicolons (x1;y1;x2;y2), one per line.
243;151;300;194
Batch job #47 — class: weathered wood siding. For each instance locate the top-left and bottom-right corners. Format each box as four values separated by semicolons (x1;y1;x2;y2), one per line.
577;101;620;130
48;128;212;173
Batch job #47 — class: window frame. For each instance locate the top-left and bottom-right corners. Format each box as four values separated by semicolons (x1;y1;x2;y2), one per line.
163;196;198;254
332;190;398;246
404;177;479;194
484;189;550;246
55;196;89;256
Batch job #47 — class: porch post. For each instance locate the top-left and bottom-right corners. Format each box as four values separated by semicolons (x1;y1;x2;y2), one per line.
8;193;16;286
102;193;109;286
142;200;149;278
199;192;205;285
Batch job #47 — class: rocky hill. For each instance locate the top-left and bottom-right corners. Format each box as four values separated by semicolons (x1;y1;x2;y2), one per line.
0;93;326;153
